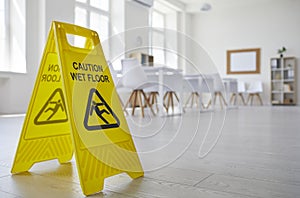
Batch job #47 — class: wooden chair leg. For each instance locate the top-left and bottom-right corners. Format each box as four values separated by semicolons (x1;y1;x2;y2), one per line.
118;93;128;115
239;93;246;105
148;92;158;112
250;94;254;105
213;92;217;106
195;92;199;108
141;91;156;116
256;93;263;105
220;93;227;106
137;90;144;117
164;92;170;113
184;93;193;108
163;92;168;111
230;93;235;104
191;93;195;108
206;99;212;109
218;93;223;109
170;92;174;112
167;92;171;113
131;91;138;115
155;93;159;112
123;91;134;112
246;94;251;105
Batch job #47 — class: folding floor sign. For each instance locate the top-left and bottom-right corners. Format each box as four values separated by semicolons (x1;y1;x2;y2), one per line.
11;21;144;196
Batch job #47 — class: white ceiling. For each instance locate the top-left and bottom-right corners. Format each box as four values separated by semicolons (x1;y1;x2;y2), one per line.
176;0;274;13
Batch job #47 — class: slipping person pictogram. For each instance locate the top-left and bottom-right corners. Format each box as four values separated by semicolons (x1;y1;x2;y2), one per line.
90;101;110;124
45;99;65;121
84;88;120;130
34;88;68;125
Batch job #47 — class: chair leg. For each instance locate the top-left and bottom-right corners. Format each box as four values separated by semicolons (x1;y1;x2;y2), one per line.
184;93;193;108
191;93;194;108
256;93;263;105
213;92;217;106
230;93;235;104
173;92;180;112
246;94;251;105
218;93;223;109
118;93;128;115
131;91;138;115
137;90;144;117
165;92;171;113
170;93;174;112
220;92;227;106
154;93;159;112
239;93;246;105
168;92;172;113
150;92;159;112
141;91;156;116
123;90;135;112
206;99;212;109
195;92;199;108
163;92;168;111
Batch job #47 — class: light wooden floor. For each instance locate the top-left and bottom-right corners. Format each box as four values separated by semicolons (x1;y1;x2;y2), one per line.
1;106;300;197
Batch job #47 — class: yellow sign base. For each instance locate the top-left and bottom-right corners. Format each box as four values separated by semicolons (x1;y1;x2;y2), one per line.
11;21;143;196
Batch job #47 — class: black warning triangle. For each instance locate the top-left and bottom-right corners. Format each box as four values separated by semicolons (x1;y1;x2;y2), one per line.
34;88;68;125
84;88;120;130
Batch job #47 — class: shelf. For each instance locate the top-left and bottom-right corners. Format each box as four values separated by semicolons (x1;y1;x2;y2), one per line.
271;68;282;71
270;56;297;105
283;79;294;82
284;91;295;94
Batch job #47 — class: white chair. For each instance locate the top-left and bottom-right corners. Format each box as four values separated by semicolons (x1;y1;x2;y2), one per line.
199;75;214;109
121;58;155;117
183;75;209;109
162;72;183;113
145;70;183;114
236;81;247;105
223;79;245;106
246;81;263;105
107;60;128;114
207;73;227;109
183;76;201;108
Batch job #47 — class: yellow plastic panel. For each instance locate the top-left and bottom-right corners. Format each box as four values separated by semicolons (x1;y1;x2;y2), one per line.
11;21;143;196
11;27;73;173
54;21;143;195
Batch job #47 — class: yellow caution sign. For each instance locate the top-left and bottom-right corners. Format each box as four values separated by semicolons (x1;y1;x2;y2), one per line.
11;21;144;195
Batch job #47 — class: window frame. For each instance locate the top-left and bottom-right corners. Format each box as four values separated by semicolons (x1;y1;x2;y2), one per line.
74;0;111;41
0;0;26;73
151;9;167;65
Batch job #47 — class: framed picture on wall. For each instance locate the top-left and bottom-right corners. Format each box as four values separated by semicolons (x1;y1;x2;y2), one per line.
227;48;261;74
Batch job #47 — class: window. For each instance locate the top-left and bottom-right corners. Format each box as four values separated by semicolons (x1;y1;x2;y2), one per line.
151;10;166;64
0;0;26;73
151;1;178;68
74;0;110;43
0;0;8;67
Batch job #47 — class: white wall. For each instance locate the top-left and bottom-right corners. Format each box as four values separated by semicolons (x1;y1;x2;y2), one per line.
0;0;41;114
0;0;74;114
190;0;300;105
0;0;152;114
125;1;150;56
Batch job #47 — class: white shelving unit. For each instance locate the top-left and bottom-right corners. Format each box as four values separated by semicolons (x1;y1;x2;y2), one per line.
270;57;297;105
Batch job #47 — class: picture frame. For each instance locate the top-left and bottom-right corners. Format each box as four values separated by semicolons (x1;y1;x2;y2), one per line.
227;48;261;74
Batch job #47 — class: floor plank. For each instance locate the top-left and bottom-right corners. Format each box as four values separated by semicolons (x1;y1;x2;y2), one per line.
196;174;300;198
0;107;300;197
